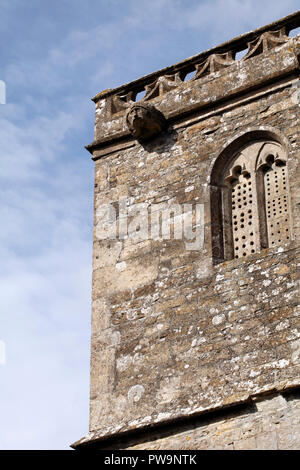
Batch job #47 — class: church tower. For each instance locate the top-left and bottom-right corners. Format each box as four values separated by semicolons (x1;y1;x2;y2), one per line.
73;12;300;450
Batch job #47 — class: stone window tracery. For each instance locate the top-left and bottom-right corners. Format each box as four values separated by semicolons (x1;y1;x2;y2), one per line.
257;143;291;249
211;134;292;264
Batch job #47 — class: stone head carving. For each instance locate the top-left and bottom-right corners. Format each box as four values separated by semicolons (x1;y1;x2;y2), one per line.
125;103;166;142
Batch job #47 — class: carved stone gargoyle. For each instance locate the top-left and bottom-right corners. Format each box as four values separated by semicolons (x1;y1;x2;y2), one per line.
125;103;166;142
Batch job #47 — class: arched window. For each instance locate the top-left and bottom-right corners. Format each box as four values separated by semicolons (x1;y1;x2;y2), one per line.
256;143;291;249
210;131;292;264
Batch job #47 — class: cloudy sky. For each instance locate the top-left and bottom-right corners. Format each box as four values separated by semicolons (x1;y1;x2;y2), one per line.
0;0;299;450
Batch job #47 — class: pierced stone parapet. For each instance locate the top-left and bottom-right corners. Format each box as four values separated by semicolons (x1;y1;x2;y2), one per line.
107;28;292;116
90;11;300;151
211;137;293;263
193;52;235;80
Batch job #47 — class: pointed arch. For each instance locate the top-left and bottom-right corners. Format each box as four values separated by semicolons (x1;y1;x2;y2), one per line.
210;128;292;264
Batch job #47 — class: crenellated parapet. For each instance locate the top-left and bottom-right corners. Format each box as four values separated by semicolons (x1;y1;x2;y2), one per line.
88;11;300;156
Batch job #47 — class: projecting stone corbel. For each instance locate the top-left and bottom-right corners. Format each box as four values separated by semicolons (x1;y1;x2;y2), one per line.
125;103;167;142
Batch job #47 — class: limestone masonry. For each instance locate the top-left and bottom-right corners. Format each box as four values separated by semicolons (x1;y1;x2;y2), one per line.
72;12;300;450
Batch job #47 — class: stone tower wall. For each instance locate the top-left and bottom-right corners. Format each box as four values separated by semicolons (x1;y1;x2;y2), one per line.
73;12;300;450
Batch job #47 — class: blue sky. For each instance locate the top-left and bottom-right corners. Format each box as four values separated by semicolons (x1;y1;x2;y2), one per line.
0;0;299;450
